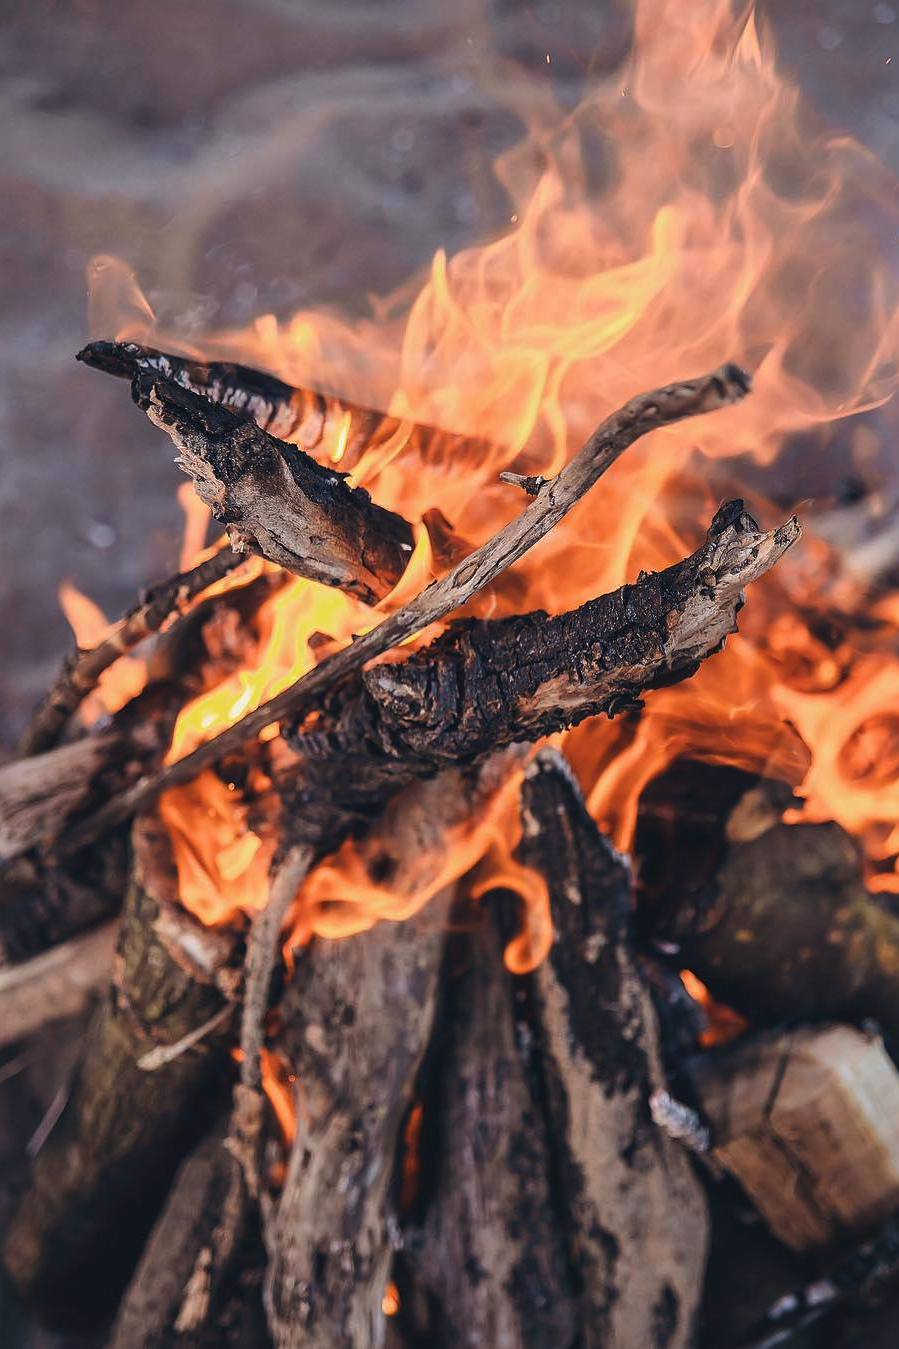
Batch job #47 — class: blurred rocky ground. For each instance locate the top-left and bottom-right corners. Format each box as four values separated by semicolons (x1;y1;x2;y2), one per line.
0;0;897;747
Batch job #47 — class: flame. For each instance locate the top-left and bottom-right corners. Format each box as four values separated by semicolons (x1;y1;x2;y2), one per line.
58;581;146;723
82;0;899;977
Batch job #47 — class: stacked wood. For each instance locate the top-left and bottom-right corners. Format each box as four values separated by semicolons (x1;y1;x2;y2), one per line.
636;762;899;1053
1;815;240;1325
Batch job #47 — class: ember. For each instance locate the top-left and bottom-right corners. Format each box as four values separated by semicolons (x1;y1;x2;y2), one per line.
4;1;899;1345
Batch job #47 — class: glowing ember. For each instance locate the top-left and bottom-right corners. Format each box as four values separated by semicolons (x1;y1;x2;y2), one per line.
81;0;899;971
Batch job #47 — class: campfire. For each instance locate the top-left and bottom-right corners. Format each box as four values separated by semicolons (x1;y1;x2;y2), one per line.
4;1;899;1345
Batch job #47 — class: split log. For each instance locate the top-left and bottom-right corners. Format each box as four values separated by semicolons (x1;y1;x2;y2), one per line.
19;544;244;757
108;1120;270;1349
264;888;454;1349
691;1024;899;1252
0;921;116;1049
517;750;708;1348
57;365;759;852
134;376;414;603
78;339;497;477
1;815;240;1327
636;762;899;1052
0;735;121;864
396;895;579;1348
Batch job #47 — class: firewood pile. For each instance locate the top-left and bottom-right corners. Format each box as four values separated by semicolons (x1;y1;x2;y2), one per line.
3;341;899;1348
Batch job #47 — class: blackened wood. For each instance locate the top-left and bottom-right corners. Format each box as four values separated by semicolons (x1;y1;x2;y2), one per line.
517;749;708;1348
0;816;238;1328
77;339;496;475
19;544;244;757
276;504;795;862
399;897;579;1349
134;376;414;603
265;890;453;1349
636;764;899;1053
56;365;762;853
108;1121;270;1349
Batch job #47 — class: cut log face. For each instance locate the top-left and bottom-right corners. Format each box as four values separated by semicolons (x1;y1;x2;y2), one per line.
691;1025;899;1252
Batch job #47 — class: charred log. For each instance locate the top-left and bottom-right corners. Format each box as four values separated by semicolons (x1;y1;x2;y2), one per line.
133;376;415;603
516;750;708;1348
77;339;497;479
278;503;796;862
636;762;899;1054
1;815;239;1327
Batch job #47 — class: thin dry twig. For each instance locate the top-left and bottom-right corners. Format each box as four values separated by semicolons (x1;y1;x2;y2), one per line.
20;545;244;757
54;362;751;855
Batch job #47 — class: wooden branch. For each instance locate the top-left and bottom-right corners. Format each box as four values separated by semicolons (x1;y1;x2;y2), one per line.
517;750;708;1348
55;363;757;853
264;888;453;1348
0;921;116;1049
0;736;122;864
274;502;798;861
636;763;899;1053
397;895;580;1348
134;375;414;602
1;815;239;1327
77;338;497;473
19;544;244;757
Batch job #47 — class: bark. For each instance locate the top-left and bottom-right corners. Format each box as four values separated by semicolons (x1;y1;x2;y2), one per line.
19;544;244;757
276;503;796;862
134;375;414;602
77;338;496;477
397;895;579;1349
108;1121;270;1349
635;762;899;1053
517;749;709;1349
0;920;117;1049
1;815;239;1327
0;735;121;863
264;889;453;1349
57;365;761;852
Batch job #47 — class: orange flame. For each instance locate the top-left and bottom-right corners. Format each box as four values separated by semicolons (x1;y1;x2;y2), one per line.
82;0;899;971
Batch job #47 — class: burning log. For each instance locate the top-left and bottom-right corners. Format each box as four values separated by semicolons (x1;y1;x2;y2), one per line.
56;362;757;854
134;376;416;603
690;1024;899;1252
1;815;239;1326
19;544;244;757
78;339;497;475
636;763;899;1053
397;895;580;1348
516;750;708;1347
264;888;453;1348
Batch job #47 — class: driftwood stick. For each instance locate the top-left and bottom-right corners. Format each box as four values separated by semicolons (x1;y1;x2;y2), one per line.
265;888;454;1349
77;338;497;473
1;816;239;1327
135;376;415;603
636;763;899;1053
517;750;708;1348
19;545;244;757
55;364;758;853
0;921;117;1049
